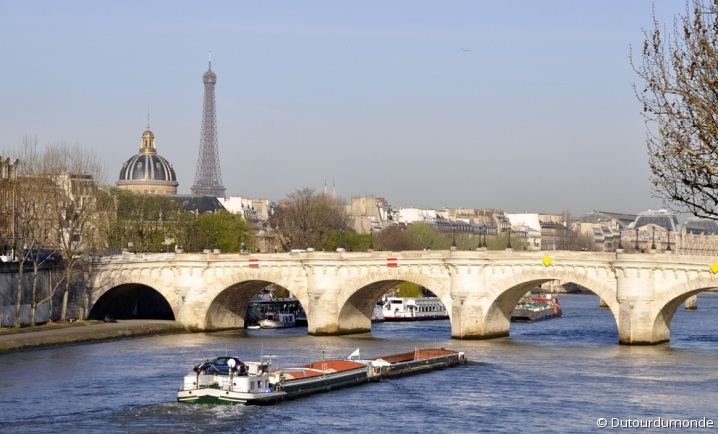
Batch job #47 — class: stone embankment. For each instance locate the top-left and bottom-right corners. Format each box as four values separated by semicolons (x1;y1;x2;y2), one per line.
0;320;189;354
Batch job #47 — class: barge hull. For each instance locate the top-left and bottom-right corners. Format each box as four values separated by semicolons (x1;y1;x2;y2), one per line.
374;349;465;378
383;316;450;322
281;368;376;399
177;389;287;405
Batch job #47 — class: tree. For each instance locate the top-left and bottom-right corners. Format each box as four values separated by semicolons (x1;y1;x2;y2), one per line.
95;188;177;252
11;136;42;326
45;142;105;321
196;210;255;252
5;138;106;325
633;1;718;219
559;230;597;252
26;168;58;326
406;223;446;250
395;282;423;297
377;226;420;251
269;188;350;251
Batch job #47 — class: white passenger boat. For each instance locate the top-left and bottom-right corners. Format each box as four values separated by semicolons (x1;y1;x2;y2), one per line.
371;305;385;323
258;312;296;329
381;297;449;321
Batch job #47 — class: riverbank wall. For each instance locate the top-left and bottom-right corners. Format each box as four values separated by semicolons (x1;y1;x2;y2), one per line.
0;320;189;354
0;260;85;326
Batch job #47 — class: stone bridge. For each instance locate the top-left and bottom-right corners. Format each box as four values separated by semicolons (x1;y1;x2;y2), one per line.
85;250;718;345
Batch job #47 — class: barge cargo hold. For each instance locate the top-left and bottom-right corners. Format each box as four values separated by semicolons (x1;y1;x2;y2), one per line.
177;348;466;405
370;348;465;378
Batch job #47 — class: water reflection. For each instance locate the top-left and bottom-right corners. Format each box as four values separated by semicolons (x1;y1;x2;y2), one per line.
1;294;717;433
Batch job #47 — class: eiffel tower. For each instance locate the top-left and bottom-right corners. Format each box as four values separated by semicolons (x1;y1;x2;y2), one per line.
191;52;226;197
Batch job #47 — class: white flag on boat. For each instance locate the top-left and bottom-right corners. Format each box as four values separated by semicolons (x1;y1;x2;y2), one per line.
347;348;361;360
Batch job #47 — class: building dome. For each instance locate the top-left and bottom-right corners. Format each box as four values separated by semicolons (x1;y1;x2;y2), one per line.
116;125;179;195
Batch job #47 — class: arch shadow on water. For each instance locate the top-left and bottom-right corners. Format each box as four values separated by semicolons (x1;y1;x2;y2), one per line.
667;292;718;350
89;284;174;320
508;293;619;347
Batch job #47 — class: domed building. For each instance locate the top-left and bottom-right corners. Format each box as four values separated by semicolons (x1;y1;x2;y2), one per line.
117;125;178;195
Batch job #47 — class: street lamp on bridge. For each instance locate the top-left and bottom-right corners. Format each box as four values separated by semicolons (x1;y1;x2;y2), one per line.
651;226;656;251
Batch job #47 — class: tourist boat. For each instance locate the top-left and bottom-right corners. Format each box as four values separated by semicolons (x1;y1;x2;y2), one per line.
371;305;385;323
511;293;562;322
381;296;449;321
258;312;296;329
295;308;307;326
177;348;466;405
245;290;303;327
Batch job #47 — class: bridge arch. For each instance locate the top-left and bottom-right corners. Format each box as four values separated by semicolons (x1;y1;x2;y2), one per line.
89;275;177;320
334;271;451;335
460;269;618;340
650;279;718;343
202;269;309;331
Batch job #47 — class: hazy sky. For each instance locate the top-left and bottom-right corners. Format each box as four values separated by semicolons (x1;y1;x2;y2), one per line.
0;1;686;215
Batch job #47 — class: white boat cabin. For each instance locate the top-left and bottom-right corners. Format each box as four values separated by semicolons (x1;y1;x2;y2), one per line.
381;297;448;320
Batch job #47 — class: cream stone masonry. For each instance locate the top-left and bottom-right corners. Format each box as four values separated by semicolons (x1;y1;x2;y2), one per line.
86;250;718;345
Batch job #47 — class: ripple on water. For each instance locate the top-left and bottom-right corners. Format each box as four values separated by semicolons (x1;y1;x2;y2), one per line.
2;294;718;433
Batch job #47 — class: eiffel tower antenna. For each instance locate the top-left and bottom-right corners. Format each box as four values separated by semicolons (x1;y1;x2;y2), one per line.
191;51;226;197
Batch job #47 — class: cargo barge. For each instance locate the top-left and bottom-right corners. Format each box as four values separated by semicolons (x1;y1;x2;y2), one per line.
177;348;466;405
511;293;562;322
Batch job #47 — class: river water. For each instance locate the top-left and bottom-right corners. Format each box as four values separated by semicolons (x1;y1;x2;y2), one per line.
2;293;718;433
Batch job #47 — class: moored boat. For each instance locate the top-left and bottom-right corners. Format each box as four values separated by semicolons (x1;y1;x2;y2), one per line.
295;308;308;326
381;296;449;321
245;290;303;327
258;311;296;329
371;305;385;323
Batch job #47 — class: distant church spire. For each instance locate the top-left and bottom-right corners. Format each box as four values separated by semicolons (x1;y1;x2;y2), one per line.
332;181;336;201
323;180;327;196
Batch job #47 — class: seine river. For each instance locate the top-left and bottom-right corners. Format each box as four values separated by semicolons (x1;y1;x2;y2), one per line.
2;294;718;433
